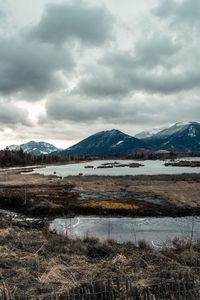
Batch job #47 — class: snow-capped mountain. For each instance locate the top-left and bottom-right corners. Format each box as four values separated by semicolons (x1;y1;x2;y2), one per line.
8;141;62;156
149;122;195;139
59;129;151;156
134;126;167;139
141;122;200;152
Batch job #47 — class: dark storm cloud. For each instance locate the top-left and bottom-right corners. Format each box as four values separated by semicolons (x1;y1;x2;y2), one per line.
0;37;74;97
78;66;131;98
103;53;200;94
0;101;31;126
134;35;180;69
0;0;115;99
44;90;200;129
44;91;186;127
78;34;192;96
40;0;200;134
29;1;114;46
45;93;124;123
1;0;200;143
153;0;200;27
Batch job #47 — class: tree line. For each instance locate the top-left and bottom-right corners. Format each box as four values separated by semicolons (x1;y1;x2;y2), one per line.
1;147;200;168
0;148;73;168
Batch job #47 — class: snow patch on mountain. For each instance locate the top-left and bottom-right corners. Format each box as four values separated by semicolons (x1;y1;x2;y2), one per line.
116;140;123;145
149;122;197;139
188;126;196;137
135;127;167;139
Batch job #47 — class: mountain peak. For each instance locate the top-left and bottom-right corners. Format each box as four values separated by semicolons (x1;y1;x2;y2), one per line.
61;129;149;156
100;129;122;135
137;121;200;152
8;141;61;155
106;129;120;133
174;121;191;126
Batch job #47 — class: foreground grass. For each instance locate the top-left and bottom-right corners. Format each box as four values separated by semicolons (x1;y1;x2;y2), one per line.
1;217;200;298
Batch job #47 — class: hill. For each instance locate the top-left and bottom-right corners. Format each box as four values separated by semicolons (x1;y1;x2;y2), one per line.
59;129;150;156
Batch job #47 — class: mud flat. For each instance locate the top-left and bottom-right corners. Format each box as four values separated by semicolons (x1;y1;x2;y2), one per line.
0;168;200;218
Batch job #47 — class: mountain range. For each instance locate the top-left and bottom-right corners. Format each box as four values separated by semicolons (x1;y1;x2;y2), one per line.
7;122;200;156
58;122;200;155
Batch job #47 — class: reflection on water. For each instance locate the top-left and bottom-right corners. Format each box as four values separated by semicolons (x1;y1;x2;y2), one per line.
50;216;200;245
28;158;200;177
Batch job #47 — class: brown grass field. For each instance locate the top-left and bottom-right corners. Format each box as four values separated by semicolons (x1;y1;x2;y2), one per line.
0;169;200;217
1;217;200;298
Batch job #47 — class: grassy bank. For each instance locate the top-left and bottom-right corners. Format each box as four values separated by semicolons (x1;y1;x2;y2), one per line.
1;217;200;298
1;172;200;218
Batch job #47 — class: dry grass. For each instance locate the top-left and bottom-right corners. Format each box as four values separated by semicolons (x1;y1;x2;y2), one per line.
67;174;200;209
75;199;140;210
1;171;200;217
1;169;200;211
1;217;200;297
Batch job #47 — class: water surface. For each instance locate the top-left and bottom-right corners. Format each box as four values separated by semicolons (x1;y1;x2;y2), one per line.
50;216;200;246
28;158;200;177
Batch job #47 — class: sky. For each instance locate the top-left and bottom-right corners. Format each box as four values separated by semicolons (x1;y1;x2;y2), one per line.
0;0;200;149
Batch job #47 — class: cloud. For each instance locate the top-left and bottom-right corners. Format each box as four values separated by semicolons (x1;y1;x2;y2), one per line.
153;0;200;28
0;0;6;22
134;34;180;69
29;0;114;46
77;65;131;98
0;37;74;97
0;100;31;126
0;0;115;100
45;93;123;123
43;90;200;131
0;8;5;21
77;29;200;96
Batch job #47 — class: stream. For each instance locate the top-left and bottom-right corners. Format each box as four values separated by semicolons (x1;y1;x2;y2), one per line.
1;208;200;245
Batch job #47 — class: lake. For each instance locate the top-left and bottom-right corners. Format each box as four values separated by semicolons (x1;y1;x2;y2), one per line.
27;158;200;177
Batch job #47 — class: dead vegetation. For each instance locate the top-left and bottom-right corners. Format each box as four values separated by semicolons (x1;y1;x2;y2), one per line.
0;171;200;217
67;174;200;210
1;217;200;298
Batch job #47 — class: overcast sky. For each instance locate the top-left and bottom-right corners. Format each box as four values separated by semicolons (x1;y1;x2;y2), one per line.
0;0;200;149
